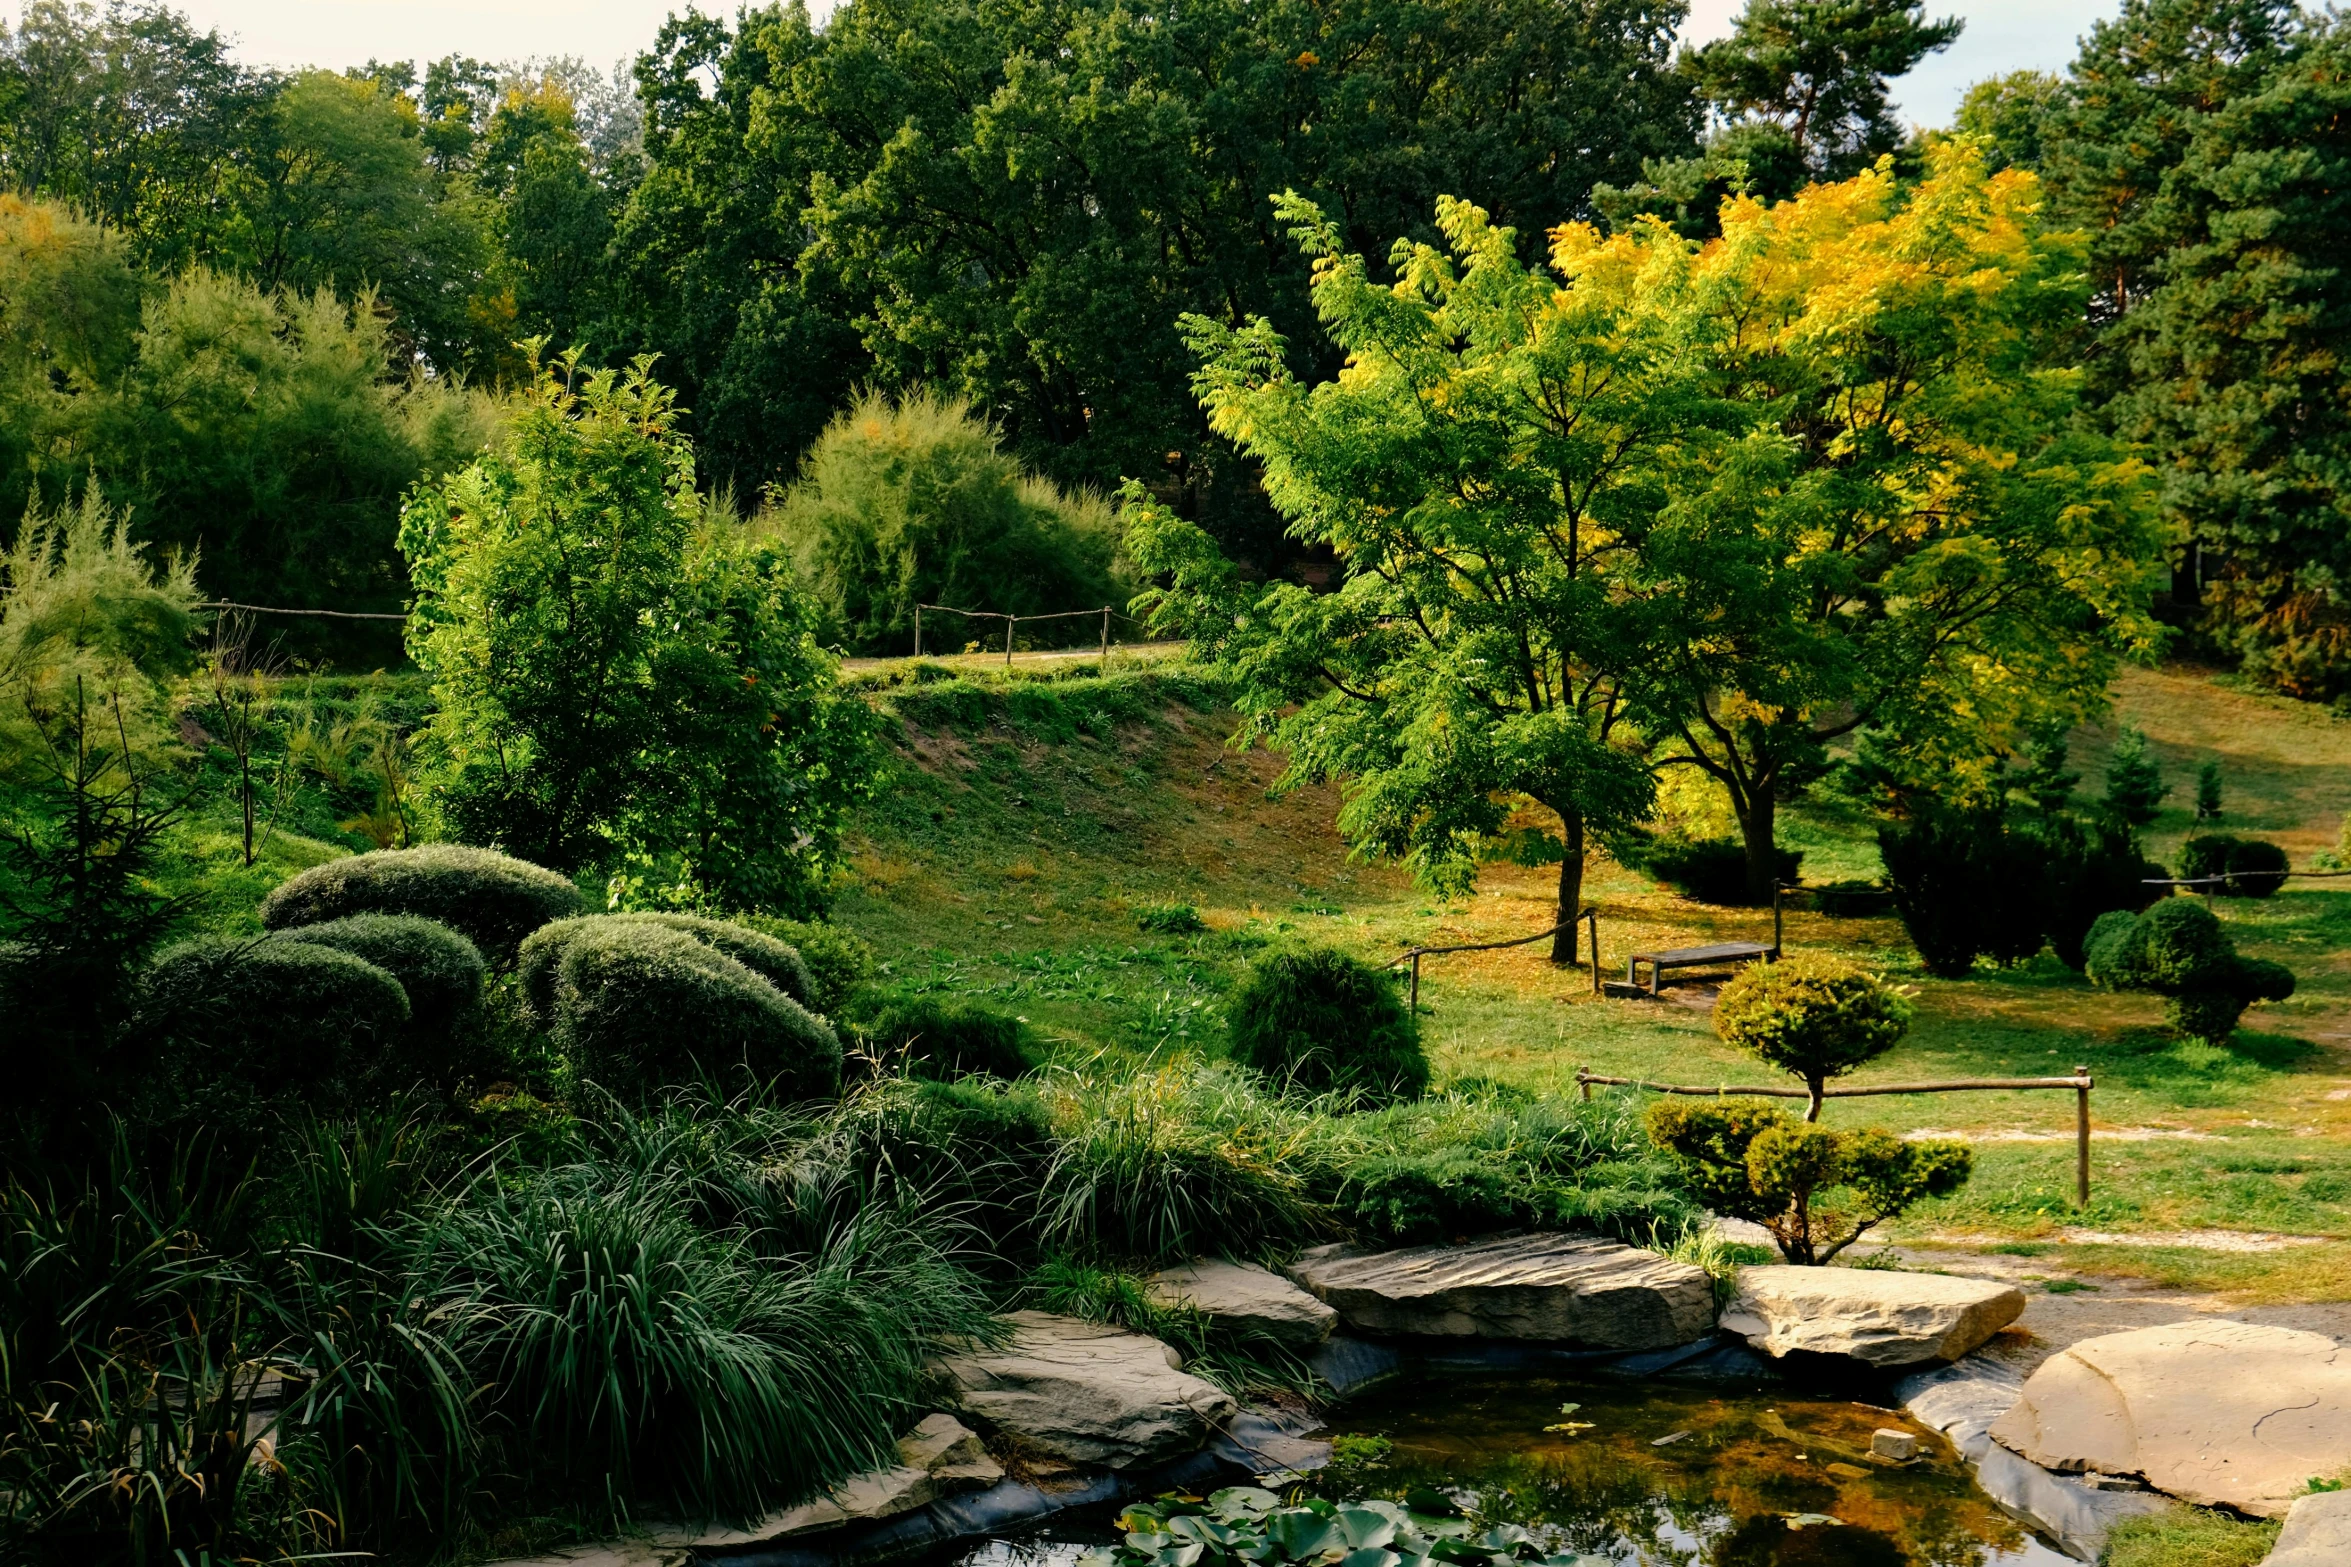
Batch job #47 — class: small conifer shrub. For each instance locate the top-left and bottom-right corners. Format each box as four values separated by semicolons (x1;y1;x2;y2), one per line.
1226;946;1426;1103
1713;954;1912;1120
2085;898;2294;1042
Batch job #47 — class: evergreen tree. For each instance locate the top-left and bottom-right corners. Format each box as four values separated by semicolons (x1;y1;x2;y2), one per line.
2099;15;2351;697
1683;0;1960;180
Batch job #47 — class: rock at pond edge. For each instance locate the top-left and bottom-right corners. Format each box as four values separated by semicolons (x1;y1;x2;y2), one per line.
1147;1258;1337;1346
1988;1320;2351;1519
1284;1232;1714;1350
1720;1265;2026;1367
935;1310;1237;1470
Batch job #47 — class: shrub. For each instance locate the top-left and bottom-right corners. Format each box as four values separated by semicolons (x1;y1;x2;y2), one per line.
1135;902;1207;935
1713;954;1912;1120
1623;836;1802;906
531;919;841;1102
520;914;816;1019
2195;759;2224;820
603;912;815;1005
2180;834;2290;898
262;845;583;965
1877;808;1999;975
268;912;483;1034
1646;1098;1971;1265
764;388;1124;655
2038;815;2168;969
742;916;874;1014
139;937;411;1119
843;994;1031;1080
2085;898;2295;1042
1226;947;1427;1103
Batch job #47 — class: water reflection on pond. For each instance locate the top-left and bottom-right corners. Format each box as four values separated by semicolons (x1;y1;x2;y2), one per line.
949;1370;2074;1567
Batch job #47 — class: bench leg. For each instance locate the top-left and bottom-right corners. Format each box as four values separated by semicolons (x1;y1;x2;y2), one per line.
1651;965;1662;997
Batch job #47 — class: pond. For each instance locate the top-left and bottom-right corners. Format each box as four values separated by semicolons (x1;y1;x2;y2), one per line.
942;1369;2073;1567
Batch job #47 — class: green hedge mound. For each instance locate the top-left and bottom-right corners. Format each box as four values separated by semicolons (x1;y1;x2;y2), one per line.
268;914;492;1090
1226;946;1427;1103
520;918;841;1102
2086;898;2296;1042
139;937;411;1116
2180;834;2290;898
844;994;1031;1079
262;844;584;963
741;916;874;1014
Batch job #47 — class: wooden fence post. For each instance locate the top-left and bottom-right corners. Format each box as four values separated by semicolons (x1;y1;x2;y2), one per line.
2076;1064;2092;1205
1585;908;1601;995
1005;615;1016;666
1410;951;1422;1012
1100;606;1110;663
1578;1068;1592;1103
914;604;922;659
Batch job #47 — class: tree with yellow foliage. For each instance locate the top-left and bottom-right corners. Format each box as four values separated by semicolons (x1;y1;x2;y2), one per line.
1129;136;2163;934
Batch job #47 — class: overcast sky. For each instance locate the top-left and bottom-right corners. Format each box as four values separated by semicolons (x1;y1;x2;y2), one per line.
43;0;2115;131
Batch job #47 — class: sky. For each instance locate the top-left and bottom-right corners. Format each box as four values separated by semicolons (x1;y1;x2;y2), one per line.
62;0;2115;131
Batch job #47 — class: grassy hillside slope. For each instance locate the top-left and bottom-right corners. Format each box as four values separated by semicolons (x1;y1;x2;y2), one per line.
833;658;2351;1302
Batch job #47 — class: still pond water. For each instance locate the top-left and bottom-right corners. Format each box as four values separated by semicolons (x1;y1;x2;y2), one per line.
952;1371;2074;1567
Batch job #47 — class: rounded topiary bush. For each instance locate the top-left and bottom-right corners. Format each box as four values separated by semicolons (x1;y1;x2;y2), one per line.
2087;897;2295;1042
526;919;841;1102
843;994;1031;1080
742;916;873;1013
1714;953;1911;1119
2181;834;2290;899
140;937;412;1116
598;913;815;1007
261;845;584;965
1226;946;1426;1102
269;914;491;1089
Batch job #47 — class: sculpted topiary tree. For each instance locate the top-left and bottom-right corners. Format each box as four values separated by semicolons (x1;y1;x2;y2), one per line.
1712;953;1912;1120
1647;1099;1972;1265
2085;898;2295;1042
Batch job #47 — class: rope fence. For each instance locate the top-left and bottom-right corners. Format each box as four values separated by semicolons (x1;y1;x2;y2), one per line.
914;602;1153;665
197;601;406;622
1388;910;1601;1007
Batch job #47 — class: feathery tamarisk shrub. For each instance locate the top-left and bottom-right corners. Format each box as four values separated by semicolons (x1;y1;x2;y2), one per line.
262;844;583;966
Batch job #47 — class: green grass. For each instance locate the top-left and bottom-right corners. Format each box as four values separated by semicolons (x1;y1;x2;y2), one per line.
829;656;2351;1302
2099;1508;2279;1567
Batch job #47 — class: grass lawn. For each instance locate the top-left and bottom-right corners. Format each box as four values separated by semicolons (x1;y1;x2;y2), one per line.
830;658;2351;1304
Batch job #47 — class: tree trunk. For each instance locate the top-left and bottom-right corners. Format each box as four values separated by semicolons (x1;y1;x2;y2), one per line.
1739;785;1779;906
1550;808;1586;965
1805;1073;1825;1123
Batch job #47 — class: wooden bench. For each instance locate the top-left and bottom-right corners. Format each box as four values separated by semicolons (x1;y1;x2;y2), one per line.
1624;940;1774;996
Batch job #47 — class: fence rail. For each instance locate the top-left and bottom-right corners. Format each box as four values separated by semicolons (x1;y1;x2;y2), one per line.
1576;1066;2098;1203
1388;909;1600;1007
914;602;1147;664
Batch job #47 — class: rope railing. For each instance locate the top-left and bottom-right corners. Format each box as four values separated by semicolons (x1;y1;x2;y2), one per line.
914;602;1149;664
1387;908;1602;1007
197;601;405;622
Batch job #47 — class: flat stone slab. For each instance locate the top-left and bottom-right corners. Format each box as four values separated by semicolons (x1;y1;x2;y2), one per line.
1989;1320;2351;1517
1147;1259;1337;1346
1721;1266;2027;1366
1285;1233;1714;1350
2266;1490;2351;1567
936;1311;1236;1469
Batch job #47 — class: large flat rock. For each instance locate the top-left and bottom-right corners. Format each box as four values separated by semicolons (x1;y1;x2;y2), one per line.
656;1412;1003;1548
2265;1490;2351;1567
1146;1259;1336;1346
1722;1266;2027;1366
935;1311;1236;1469
1989;1320;2351;1517
1284;1233;1714;1350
